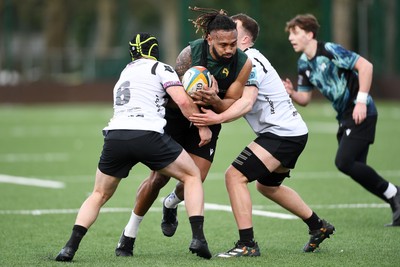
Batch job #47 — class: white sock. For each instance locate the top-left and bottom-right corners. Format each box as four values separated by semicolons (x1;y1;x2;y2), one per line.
164;191;182;209
124;211;143;238
383;183;397;199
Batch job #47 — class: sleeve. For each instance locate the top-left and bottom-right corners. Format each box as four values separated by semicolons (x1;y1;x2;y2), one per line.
158;63;183;90
245;64;259;88
297;56;314;92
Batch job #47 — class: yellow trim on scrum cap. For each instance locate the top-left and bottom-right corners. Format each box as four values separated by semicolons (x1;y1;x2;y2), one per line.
129;34;158;61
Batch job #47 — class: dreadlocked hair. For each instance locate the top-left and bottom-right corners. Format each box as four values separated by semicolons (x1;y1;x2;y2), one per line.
189;6;236;38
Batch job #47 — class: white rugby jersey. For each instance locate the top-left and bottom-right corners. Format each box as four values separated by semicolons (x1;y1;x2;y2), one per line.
244;48;308;136
103;58;182;134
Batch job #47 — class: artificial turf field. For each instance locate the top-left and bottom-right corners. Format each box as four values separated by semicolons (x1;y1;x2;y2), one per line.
0;101;399;266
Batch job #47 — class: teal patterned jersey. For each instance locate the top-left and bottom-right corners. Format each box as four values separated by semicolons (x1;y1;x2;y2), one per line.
296;41;376;121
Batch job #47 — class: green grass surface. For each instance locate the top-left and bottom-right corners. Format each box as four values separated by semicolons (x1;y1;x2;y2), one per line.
1;101;399;266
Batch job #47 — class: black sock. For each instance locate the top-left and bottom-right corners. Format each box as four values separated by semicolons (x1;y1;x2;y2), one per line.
238;227;255;246
303;212;323;231
189;216;205;240
65;224;88;251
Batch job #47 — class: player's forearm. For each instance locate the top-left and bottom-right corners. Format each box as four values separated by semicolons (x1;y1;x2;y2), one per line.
219;97;252;123
180;101;201;120
354;56;373;95
357;63;373;95
210;98;235;113
290;91;310;106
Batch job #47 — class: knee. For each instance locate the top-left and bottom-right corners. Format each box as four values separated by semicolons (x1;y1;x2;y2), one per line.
256;182;278;196
149;172;171;189
335;155;353;174
92;190;113;205
225;166;246;187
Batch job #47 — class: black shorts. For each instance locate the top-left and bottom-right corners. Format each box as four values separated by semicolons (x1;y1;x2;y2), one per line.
231;132;307;185
253;132;308;169
165;108;221;162
337;115;377;144
98;130;183;178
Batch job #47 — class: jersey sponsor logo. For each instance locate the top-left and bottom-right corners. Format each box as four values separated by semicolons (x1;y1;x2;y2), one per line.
298;74;304;85
249;70;256;79
265;96;275;115
222;68;229;77
164;65;174;73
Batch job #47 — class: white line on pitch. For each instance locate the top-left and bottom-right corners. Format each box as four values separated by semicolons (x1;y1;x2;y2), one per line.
204;203;297;219
0;203;296;219
0;174;65;188
0;206;297;220
1;202;390;218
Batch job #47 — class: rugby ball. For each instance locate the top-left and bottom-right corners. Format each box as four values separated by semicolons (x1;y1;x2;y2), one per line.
182;66;212;96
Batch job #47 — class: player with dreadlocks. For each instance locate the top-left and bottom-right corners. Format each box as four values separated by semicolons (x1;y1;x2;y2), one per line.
114;7;252;259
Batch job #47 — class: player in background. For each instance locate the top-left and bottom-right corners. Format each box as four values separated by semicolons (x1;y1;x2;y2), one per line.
55;32;212;262
114;7;252;257
189;13;335;257
283;14;400;227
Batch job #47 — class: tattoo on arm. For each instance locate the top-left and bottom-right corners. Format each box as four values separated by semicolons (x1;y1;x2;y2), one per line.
175;46;192;78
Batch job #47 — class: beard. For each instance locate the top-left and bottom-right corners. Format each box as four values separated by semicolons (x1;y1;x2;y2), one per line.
212;46;234;64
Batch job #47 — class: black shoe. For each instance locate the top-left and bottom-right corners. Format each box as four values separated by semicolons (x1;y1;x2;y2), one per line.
161;195;178;237
386;186;400;227
189;238;212;259
55;246;76;262
303;219;335;252
115;231;135;256
216;241;260;258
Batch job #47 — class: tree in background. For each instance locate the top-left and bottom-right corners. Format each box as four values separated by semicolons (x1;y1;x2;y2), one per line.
0;0;399;94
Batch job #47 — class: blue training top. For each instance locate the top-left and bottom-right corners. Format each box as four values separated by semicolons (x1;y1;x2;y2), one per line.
296;41;377;121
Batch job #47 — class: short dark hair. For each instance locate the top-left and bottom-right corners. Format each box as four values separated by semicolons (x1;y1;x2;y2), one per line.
285;14;320;39
231;13;259;43
189;7;236;38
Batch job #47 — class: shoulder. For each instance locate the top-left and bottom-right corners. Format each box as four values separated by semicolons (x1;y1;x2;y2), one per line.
246;48;273;70
176;45;192;77
189;38;204;48
188;39;204;60
324;41;342;50
235;49;250;74
298;53;309;66
237;48;249;62
147;60;177;79
323;42;358;57
324;42;344;54
245;48;268;62
323;41;360;67
158;61;175;72
178;45;192;58
141;59;174;74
